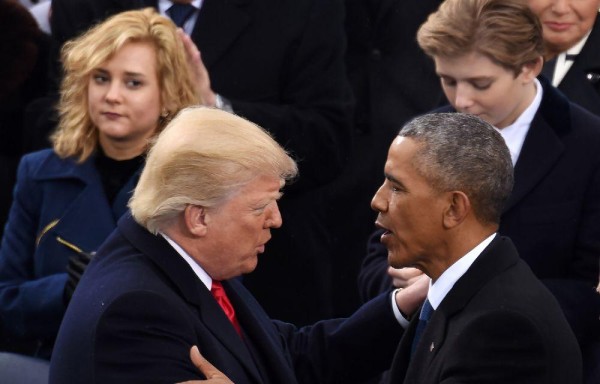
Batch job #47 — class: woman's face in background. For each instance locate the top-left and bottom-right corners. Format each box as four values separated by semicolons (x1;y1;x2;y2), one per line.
528;0;600;55
88;41;162;159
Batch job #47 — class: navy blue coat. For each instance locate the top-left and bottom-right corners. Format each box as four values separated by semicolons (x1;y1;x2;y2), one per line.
50;214;402;383
0;149;139;354
358;79;600;346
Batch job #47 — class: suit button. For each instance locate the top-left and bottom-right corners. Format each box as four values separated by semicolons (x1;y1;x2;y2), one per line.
587;72;600;83
371;48;382;60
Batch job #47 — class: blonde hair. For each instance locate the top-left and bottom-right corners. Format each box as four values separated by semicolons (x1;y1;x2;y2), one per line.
130;107;298;234
417;0;545;76
52;8;199;161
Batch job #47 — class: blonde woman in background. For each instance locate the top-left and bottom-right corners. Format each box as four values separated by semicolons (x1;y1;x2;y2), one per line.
0;8;199;361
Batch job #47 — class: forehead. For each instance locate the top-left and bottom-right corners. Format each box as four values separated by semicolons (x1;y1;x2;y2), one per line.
385;137;419;175
434;52;510;78
223;174;282;206
102;42;157;71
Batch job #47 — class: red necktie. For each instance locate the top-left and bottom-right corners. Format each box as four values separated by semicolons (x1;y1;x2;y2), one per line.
211;281;242;337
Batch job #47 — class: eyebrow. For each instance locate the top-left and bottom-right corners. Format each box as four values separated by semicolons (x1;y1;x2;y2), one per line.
93;68;147;78
438;73;493;82
384;172;402;185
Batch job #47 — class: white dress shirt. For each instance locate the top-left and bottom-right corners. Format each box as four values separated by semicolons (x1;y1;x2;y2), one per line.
427;233;496;310
495;78;543;166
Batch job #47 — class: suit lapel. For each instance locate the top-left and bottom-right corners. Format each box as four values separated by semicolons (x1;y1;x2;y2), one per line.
226;279;298;383
398;237;521;382
34;154;119;253
118;216;264;383
503;82;568;213
191;0;251;68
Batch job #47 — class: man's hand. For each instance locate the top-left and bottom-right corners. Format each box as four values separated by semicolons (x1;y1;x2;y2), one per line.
388;266;423;288
394;274;430;318
177;346;234;384
177;29;216;106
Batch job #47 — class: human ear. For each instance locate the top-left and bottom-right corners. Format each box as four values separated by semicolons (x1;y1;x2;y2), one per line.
442;191;470;229
520;56;544;82
183;205;208;237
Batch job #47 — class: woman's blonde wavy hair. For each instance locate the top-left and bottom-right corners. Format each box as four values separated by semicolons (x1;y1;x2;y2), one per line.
51;8;199;161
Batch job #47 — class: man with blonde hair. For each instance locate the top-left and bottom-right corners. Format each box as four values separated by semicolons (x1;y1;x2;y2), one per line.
49;107;428;383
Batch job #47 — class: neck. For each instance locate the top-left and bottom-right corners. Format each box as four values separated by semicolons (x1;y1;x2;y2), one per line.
99;139;146;160
428;224;497;282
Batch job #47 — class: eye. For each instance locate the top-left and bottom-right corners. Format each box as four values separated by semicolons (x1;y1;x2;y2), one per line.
125;79;143;89
92;74;109;84
440;77;456;87
472;81;491;90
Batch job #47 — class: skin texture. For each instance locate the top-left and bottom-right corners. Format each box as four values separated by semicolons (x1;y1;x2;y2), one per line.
434;51;540;129
371;137;452;280
179;174;284;281
88;42;162;160
528;0;600;57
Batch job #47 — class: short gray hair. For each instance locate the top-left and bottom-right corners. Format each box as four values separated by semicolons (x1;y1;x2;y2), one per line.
400;113;513;224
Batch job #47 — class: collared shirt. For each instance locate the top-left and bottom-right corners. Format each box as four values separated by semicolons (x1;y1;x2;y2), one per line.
427;233;496;310
549;31;591;87
161;232;212;290
159;0;203;35
495;78;543;166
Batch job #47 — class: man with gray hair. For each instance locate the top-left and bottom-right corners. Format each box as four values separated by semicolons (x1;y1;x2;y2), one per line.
374;113;581;383
49;107;427;384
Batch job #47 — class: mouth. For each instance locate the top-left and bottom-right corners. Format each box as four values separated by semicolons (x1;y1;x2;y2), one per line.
375;221;392;241
544;21;572;32
102;112;122;120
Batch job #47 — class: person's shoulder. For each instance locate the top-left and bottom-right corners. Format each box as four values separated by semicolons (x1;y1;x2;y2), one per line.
21;149;84;180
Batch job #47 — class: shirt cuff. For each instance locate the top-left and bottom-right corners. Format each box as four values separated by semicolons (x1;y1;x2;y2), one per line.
391;288;410;329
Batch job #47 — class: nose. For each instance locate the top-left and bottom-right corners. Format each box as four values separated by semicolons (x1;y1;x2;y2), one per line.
105;81;122;104
371;183;388;213
453;83;474;110
265;202;283;229
550;0;569;14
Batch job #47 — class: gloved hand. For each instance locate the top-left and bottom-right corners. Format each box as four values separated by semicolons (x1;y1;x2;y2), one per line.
64;250;96;304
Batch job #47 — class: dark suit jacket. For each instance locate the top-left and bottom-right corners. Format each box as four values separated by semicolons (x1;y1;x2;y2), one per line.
49;214;402;384
50;0;352;325
551;17;600;117
358;79;600;345
388;236;582;384
324;0;445;320
0;149;138;356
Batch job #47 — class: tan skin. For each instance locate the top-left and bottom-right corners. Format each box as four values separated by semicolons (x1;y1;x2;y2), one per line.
371;137;497;283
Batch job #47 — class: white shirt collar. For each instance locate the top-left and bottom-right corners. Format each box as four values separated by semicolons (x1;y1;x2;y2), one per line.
427;233;496;310
160;232;212;290
495;78;543;166
551;30;591;86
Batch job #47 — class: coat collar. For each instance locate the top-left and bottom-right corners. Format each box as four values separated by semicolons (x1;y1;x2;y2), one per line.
191;0;251;68
503;78;570;212
396;237;520;382
117;215;296;383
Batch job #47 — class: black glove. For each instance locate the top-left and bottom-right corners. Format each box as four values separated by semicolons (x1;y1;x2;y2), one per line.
64;250;96;304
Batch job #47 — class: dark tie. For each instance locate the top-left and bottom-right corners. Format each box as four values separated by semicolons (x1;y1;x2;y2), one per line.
167;3;195;27
211;281;242;337
411;298;434;356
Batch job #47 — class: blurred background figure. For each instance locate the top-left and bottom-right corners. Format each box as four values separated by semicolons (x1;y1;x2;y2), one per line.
530;0;600;116
328;0;444;317
358;0;600;381
48;0;353;325
0;0;51;240
0;8;199;362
